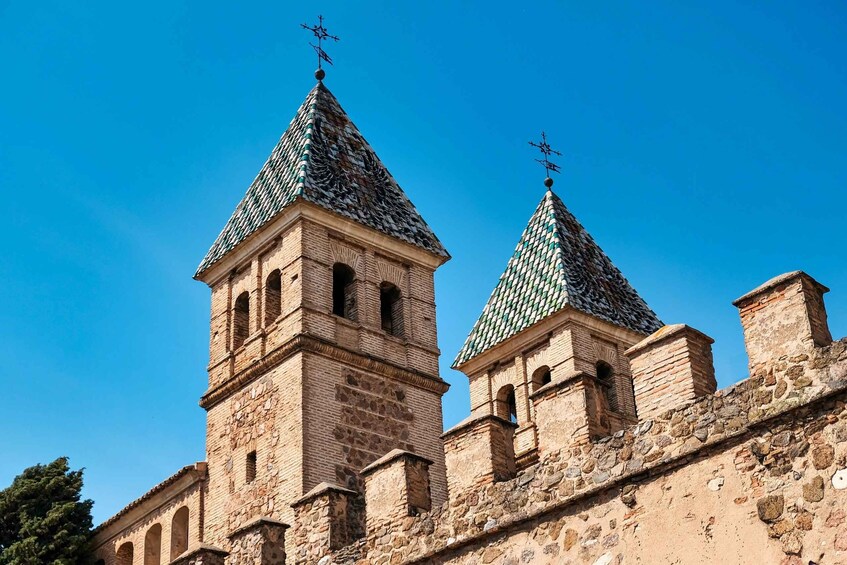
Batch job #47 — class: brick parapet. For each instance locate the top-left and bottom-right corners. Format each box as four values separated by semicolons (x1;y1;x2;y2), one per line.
627;324;717;420
361;450;433;534
442;414;517;502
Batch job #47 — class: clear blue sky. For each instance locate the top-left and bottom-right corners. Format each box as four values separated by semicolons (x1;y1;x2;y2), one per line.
1;1;845;525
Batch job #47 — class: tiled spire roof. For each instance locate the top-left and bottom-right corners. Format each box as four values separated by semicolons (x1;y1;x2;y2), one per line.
195;82;448;277
453;189;662;367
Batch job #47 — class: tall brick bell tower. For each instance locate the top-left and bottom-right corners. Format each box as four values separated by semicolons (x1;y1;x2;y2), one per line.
193;78;450;550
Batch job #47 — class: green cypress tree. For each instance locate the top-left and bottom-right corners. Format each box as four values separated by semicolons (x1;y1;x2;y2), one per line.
0;457;95;565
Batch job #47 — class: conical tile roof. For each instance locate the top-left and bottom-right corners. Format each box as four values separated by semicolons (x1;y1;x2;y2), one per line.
196;82;448;277
453;189;662;367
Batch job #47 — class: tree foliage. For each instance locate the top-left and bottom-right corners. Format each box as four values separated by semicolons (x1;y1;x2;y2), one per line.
0;457;95;565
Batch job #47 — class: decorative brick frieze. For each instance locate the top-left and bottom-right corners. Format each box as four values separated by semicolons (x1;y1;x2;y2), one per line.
200;333;449;410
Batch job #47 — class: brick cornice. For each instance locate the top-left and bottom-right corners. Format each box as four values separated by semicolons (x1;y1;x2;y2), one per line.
200;333;449;409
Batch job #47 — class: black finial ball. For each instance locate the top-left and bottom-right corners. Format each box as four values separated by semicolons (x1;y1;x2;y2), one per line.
315;68;326;81
544;177;554;188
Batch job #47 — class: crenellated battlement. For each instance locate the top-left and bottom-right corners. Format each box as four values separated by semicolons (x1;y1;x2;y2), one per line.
282;271;847;565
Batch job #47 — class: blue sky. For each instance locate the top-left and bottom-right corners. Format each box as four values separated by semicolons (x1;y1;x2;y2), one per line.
1;1;845;525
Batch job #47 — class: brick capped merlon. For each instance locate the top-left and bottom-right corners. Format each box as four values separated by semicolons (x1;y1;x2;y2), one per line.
361;449;433;533
530;369;617;452
442;414;517;503
626;324;716;420
227;516;288;565
170;544;228;565
291;482;356;562
733;271;831;377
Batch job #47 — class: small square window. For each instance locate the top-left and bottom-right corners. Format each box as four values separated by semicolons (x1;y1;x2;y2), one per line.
246;451;257;483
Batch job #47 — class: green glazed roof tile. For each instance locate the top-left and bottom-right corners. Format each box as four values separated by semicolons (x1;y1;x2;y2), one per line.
453;190;662;367
196;82;448;277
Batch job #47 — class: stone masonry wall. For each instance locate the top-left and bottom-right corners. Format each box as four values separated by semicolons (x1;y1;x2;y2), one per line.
317;335;847;565
204;355;304;550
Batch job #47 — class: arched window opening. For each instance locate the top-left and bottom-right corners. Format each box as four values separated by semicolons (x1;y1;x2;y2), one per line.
116;543;133;565
495;384;518;424
596;361;620;413
246;450;257;483
144;523;162;565
332;263;357;321
233;292;250;349
170;506;190;560
379;282;404;337
531;366;552;391
264;269;282;325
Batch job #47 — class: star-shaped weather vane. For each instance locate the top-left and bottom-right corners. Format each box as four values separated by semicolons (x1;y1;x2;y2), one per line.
301;15;340;81
529;132;563;188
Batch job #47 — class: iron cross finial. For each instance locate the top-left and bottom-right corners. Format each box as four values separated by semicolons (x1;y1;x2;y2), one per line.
529;132;563;188
301;15;340;81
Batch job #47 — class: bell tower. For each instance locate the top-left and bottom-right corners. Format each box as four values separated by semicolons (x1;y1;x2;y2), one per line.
194;79;450;548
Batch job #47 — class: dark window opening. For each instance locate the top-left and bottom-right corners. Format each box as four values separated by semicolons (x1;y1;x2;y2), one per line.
596;361;620;412
380;282;404;337
332;263;357;321
233;291;250;349
264;269;282;325
496;384;518;424
246;450;257;483
531;366;552;391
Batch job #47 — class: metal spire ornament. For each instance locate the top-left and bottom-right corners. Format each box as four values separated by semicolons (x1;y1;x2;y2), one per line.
301;15;340;81
529;132;562;188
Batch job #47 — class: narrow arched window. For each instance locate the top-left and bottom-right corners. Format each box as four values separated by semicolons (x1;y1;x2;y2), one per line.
332;263;357;321
596;361;620;412
233;292;250;349
264;269;282;325
380;282;404;337
170;506;189;559
116;543;133;565
495;384;518;423
531;366;552;391
144;523;162;565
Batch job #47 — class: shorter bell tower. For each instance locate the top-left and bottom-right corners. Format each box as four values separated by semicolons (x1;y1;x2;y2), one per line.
453;165;662;465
